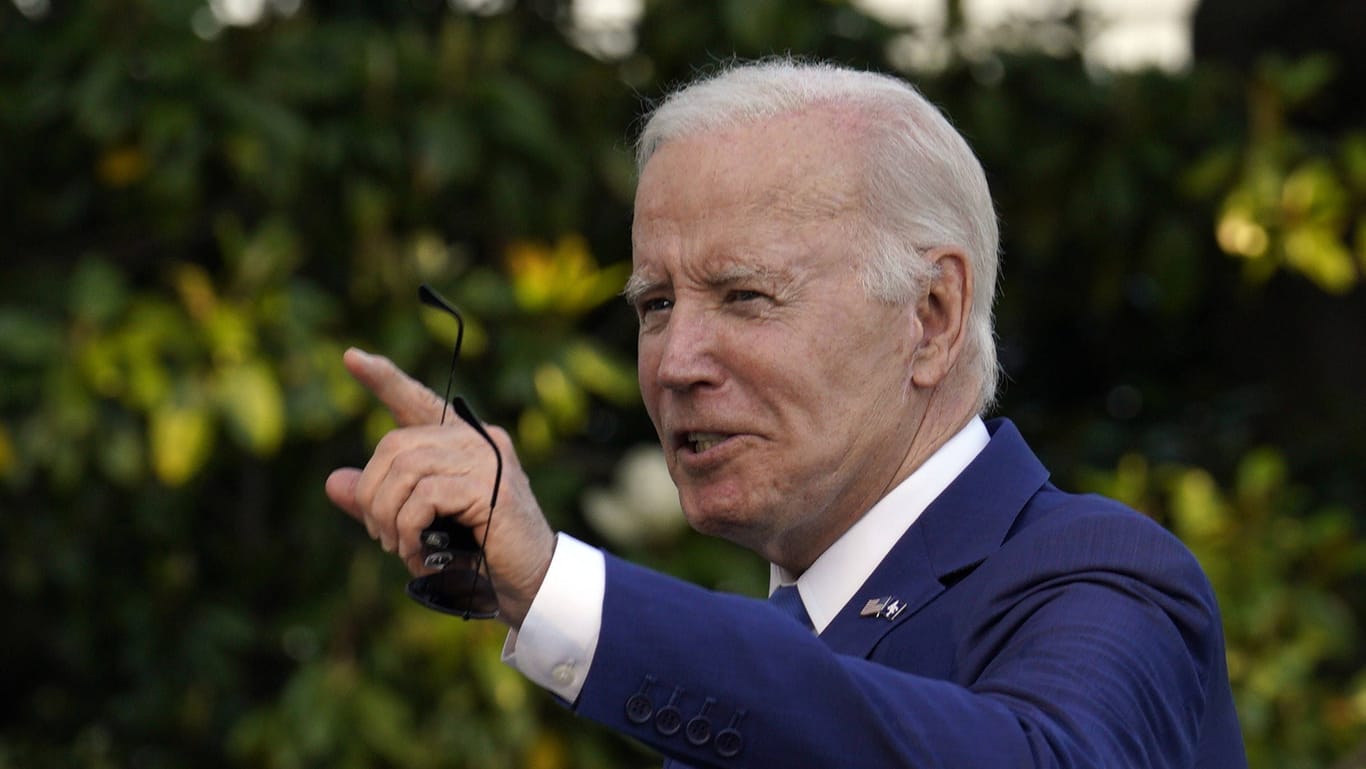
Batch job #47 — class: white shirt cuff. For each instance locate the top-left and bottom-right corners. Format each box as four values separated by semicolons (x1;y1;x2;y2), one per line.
501;532;605;703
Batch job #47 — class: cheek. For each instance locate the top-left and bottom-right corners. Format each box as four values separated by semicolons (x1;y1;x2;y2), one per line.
797;334;910;426
637;342;663;420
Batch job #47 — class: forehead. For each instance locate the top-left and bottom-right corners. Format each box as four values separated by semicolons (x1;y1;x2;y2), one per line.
637;108;866;213
631;108;868;275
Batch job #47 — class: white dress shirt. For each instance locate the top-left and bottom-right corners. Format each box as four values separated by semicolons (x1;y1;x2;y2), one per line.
503;417;991;702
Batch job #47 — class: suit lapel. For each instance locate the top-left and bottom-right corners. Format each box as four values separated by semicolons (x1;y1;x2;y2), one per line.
819;419;1050;658
818;524;942;656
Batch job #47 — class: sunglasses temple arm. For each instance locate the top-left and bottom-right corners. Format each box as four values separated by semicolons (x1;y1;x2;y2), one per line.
452;397;502;509
451;396;503;608
418;284;466;426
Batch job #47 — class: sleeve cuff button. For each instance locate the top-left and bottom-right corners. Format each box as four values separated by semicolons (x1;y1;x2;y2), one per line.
551;663;575;685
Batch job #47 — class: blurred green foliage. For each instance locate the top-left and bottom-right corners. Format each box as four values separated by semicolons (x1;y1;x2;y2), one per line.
1209;54;1366;294
1;1;1363;767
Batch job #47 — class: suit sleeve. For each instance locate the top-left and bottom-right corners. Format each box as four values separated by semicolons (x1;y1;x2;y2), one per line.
572;512;1237;769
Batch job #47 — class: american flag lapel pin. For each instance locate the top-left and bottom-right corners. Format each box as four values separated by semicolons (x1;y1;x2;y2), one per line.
861;596;906;621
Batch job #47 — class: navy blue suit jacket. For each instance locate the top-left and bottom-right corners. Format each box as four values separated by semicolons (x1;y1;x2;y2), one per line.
572;419;1246;768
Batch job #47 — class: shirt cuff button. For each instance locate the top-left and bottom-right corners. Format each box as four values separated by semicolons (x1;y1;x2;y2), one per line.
551;663;575;685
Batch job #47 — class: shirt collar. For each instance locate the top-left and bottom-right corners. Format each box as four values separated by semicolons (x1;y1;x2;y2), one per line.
770;416;990;634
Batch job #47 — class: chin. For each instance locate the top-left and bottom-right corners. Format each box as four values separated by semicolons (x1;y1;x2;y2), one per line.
681;493;773;550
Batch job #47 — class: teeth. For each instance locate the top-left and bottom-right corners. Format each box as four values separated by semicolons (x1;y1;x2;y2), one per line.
688;432;728;453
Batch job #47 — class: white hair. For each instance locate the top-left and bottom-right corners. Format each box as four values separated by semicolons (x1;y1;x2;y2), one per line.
636;59;1002;413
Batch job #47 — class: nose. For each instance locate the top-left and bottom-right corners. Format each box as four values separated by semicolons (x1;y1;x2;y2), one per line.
650;305;723;393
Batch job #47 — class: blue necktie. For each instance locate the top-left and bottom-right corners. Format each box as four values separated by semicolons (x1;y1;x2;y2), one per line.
769;584;813;630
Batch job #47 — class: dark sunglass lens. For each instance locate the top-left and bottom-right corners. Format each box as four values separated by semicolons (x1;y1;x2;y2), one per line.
406;569;499;619
409;518;497;618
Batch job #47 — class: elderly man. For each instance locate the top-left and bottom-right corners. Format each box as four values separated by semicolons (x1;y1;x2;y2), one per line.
326;61;1246;768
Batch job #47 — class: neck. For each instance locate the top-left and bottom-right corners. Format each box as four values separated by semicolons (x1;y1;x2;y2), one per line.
771;391;979;575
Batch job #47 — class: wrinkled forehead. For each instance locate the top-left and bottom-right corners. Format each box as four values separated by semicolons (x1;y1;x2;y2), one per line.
628;115;872;297
633;108;869;229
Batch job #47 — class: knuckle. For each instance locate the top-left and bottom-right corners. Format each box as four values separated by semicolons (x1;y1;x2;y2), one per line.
410;473;442;498
387;436;441;476
389;446;422;475
375;429;406;455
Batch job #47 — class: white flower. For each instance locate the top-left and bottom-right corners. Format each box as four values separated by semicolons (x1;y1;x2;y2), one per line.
582;445;686;548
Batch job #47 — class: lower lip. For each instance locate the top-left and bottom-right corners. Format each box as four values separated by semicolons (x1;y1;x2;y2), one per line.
678;435;741;469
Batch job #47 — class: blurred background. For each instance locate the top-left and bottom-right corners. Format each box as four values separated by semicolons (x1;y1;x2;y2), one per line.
2;0;1364;766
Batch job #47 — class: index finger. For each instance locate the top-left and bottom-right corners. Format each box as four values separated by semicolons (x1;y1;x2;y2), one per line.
344;347;446;426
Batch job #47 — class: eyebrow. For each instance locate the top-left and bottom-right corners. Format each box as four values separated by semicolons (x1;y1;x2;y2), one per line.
621;272;659;306
623;262;790;306
703;263;783;288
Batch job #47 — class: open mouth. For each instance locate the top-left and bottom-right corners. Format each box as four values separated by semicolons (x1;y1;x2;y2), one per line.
684;431;731;454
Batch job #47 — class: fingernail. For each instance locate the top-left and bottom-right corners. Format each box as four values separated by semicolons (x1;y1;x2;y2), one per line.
347;346;376;363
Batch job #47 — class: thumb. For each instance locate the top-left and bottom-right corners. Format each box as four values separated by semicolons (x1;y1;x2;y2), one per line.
344;347;446;426
325;467;364;521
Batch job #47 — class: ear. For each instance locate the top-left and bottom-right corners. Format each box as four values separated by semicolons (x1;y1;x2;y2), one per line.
910;247;971;389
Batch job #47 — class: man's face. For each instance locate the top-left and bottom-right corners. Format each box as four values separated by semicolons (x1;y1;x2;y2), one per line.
630;110;928;570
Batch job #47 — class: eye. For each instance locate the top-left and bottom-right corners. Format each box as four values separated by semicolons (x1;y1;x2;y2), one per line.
727;289;766;303
636;296;673;318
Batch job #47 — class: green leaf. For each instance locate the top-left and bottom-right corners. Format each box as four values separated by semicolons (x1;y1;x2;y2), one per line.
214;360;286;456
563;340;638;405
149;398;215;486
